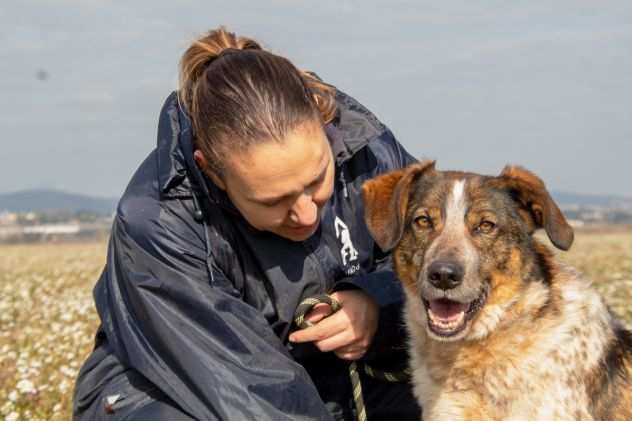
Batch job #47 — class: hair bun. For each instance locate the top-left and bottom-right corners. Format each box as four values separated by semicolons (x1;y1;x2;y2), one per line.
178;27;261;111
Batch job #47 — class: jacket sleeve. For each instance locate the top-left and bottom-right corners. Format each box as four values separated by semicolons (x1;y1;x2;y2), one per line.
94;198;333;421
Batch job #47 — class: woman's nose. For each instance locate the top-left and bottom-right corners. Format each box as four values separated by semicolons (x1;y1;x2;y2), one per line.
289;194;318;226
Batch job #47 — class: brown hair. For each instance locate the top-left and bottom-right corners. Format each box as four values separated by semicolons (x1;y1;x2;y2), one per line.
178;27;337;176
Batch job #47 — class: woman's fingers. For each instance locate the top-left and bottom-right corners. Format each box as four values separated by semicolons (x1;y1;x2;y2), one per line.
303;303;333;325
289;310;347;343
289;290;378;361
312;329;356;353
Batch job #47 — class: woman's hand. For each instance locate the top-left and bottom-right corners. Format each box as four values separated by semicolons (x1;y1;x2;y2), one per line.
288;290;379;361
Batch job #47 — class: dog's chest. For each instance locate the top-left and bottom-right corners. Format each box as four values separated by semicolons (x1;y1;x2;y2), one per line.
415;358;595;421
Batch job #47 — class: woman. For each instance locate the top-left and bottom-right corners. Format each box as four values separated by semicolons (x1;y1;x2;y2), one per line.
73;27;420;420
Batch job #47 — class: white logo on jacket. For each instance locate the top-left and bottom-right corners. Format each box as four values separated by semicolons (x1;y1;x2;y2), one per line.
334;216;359;267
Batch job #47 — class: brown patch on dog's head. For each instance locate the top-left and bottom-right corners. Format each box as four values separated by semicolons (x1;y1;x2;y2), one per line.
491;165;574;251
485;248;524;307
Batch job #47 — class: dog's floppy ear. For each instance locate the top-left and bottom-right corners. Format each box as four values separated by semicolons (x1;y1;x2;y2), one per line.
494;165;574;250
362;160;435;252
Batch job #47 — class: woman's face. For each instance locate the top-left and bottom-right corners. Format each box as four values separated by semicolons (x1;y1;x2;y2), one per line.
209;123;335;242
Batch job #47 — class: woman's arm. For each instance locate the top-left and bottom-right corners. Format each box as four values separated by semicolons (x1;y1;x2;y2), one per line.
94;202;333;421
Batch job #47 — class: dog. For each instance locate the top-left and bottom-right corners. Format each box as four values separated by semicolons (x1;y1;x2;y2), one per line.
362;161;632;420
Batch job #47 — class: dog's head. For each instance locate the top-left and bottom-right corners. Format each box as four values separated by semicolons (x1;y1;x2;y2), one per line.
362;161;574;342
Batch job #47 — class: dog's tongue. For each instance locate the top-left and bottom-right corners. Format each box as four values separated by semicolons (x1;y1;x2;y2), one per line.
429;299;468;321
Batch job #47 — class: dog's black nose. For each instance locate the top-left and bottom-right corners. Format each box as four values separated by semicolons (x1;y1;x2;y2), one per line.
428;261;464;290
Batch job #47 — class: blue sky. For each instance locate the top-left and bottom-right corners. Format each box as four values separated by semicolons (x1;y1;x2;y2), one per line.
2;1;631;197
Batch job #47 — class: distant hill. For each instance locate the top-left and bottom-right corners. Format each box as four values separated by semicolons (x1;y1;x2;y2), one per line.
0;189;118;215
552;191;632;208
0;188;630;215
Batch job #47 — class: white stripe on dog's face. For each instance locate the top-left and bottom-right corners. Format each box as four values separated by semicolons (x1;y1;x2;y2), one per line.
424;180;478;273
446;180;467;233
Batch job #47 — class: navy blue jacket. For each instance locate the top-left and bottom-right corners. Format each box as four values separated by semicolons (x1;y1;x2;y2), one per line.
73;89;416;420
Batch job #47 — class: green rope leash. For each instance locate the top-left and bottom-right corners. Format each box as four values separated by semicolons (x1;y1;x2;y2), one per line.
293;294;411;421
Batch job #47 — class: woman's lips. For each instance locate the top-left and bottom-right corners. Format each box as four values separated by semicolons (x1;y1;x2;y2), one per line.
288;221;319;234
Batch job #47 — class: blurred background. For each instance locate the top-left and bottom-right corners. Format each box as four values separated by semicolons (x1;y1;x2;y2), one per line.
2;1;632;203
1;1;631;420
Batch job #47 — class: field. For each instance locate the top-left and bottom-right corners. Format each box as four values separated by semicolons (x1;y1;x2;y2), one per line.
1;230;632;420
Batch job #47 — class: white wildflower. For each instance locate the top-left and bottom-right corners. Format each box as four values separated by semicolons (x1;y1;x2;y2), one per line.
5;412;19;421
16;379;36;394
7;391;18;402
58;379;69;393
60;365;76;377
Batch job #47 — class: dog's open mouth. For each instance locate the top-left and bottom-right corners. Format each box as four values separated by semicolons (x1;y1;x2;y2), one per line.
423;289;487;337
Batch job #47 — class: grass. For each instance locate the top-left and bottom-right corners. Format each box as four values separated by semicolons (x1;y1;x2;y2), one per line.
1;229;631;420
0;243;104;421
556;229;632;325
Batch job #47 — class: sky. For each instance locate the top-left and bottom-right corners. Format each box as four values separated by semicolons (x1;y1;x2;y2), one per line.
2;0;631;198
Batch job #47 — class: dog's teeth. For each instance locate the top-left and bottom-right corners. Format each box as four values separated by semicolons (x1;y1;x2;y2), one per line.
428;309;465;330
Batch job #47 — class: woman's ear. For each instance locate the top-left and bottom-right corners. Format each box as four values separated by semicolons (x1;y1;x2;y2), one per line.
194;150;226;190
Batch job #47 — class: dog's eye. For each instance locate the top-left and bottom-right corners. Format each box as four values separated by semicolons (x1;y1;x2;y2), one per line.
414;215;433;229
477;220;496;234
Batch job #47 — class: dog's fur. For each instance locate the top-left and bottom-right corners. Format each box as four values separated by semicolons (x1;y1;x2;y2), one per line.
362;161;632;420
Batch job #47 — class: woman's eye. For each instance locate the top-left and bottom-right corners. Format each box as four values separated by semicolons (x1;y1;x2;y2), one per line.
477;220;496;234
261;200;283;208
414;215;432;229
